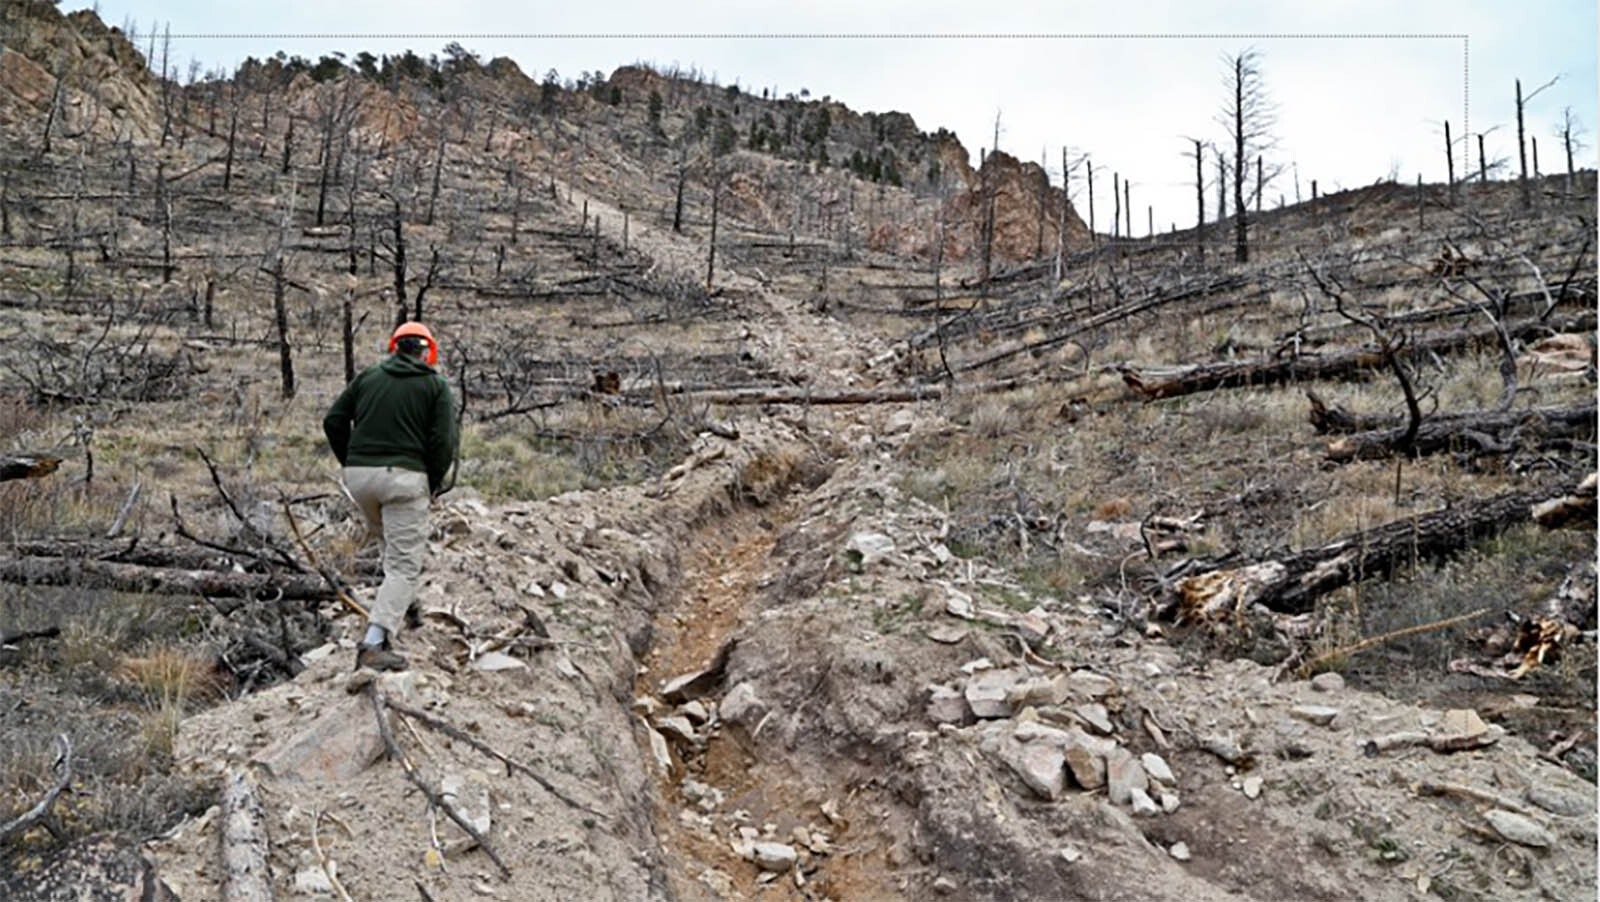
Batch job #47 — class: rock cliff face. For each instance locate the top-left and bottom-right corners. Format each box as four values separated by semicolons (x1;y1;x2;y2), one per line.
0;1;160;140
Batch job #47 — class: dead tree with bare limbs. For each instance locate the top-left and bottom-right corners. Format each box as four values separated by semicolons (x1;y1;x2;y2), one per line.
1219;47;1276;263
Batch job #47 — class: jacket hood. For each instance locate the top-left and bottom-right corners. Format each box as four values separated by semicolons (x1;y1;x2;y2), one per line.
381;353;437;376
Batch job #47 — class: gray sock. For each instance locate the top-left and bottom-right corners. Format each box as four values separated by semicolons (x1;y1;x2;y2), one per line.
362;624;388;648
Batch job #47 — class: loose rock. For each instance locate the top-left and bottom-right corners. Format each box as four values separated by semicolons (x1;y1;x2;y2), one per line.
470;651;526;672
1003;742;1067;800
965;669;1025;719
1309;672;1346;692
1484;809;1554;848
844;532;895;569
719;682;766;727
751;841;799;872
1075;703;1115;736
1524;782;1591;818
1140;752;1175;785
1169;841;1191;861
926;684;972;725
1106;747;1149;805
1128;786;1160;817
1290;705;1340;727
1242;775;1263;800
1065;670;1118;700
655;715;698;745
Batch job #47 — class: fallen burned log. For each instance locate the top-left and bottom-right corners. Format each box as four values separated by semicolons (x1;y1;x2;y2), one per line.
0;556;332;600
1531;472;1597;529
1306;390;1407;434
1168;481;1574;618
1123;311;1597;401
685;385;947;405
1324;403;1596;462
1;454;62;482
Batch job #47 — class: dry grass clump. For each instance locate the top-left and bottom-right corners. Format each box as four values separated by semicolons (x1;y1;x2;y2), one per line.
120;647;217;760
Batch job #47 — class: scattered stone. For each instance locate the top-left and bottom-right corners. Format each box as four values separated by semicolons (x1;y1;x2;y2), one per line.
1075;703;1115;736
1160;790;1181;813
439;771;493;838
1169;841;1191;862
926;684;972;725
1524;783;1590;818
470;651;527;672
1140;753;1175;785
294;865;335;894
1015;610;1051;646
1106;747;1149;805
678;700;709;724
1242;775;1263;800
655;715;698;745
1059;846;1083;863
965;669;1025;719
632;696;662;717
1290;705;1340;727
926;624;969;644
698;869;735;895
1008;675;1069;708
680;779;724;813
844;532;895;569
1484;809;1554;848
1128;786;1160;817
1065;670;1118;700
719;682;767;727
256;694;394;782
1013;720;1072;744
1440;708;1489;740
1003;742;1067;800
549;581;569;600
1064;742;1108;791
751;842;799;872
1310;672;1346;693
945;590;976;620
933;876;958;894
647;726;673;773
960;657;995;675
660;652;728;703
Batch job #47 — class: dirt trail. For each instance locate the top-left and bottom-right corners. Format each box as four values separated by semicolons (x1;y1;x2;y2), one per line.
634;502;911;901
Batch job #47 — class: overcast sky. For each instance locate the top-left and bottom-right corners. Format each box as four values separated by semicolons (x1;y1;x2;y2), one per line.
89;0;1597;233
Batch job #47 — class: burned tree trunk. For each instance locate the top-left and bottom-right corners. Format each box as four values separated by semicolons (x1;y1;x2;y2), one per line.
1531;472;1597;530
0;556;330;600
1;454;62;482
342;289;355;384
272;258;295;399
219;769;273;902
1122;312;1596;401
705;167;721;292
1086;158;1096;244
223;88;239;193
1444;120;1455;203
1516;79;1530;208
1171;483;1573;618
1324;403;1596;463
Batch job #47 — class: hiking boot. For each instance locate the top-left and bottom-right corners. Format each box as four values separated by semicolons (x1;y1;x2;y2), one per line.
355;644;409;672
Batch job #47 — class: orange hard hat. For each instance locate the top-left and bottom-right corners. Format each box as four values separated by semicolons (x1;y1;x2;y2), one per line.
389;321;438;366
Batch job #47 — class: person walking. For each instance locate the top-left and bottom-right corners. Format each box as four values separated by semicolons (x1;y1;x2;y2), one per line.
323;321;456;671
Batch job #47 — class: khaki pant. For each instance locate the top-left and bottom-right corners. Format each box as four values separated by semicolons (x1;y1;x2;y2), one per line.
343;466;430;635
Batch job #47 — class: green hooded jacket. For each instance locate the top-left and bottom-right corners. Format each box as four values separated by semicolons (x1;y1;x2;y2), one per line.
323;354;457;492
